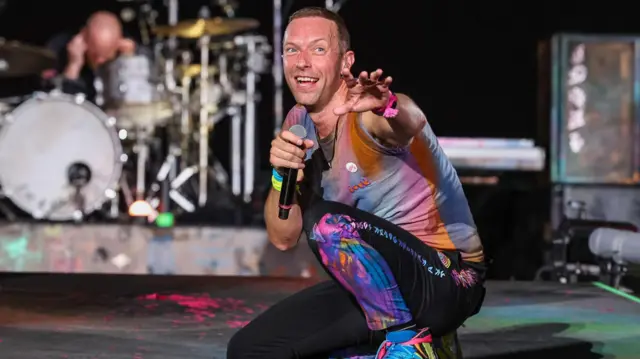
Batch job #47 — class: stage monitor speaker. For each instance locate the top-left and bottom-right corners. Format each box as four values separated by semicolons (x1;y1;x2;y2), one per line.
554;218;637;265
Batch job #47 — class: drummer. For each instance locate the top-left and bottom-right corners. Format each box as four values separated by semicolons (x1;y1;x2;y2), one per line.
43;11;136;102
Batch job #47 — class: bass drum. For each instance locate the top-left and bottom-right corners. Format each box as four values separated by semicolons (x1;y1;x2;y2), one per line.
0;92;124;220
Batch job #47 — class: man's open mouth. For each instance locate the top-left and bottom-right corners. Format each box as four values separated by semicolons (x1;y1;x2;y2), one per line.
295;76;319;84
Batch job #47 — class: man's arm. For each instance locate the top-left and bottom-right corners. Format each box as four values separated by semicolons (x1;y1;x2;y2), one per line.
62;62;83;80
362;93;427;147
44;33;87;93
264;181;304;251
264;105;310;251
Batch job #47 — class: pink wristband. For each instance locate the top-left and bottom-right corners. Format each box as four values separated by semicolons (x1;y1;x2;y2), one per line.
373;92;399;118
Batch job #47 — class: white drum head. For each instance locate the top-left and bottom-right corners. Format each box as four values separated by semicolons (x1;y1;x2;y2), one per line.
0;93;123;220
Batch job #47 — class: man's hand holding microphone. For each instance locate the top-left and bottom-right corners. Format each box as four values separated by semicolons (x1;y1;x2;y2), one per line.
270;125;314;179
265;125;314;250
269;125;314;219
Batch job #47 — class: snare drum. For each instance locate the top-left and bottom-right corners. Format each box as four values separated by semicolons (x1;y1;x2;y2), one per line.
101;54;173;129
0;92;124;220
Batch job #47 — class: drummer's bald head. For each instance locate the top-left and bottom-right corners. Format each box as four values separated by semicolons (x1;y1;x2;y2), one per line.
83;11;123;67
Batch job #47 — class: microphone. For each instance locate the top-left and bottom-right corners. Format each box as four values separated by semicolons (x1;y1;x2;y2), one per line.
278;124;307;220
589;228;640;265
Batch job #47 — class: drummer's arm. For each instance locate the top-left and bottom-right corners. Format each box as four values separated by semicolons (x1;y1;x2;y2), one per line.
44;34;87;93
59;64;87;95
63;63;82;80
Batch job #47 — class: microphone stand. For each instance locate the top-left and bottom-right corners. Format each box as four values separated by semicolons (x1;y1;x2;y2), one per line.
600;260;628;289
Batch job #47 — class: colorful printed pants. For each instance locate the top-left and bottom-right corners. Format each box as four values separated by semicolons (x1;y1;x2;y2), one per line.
227;201;485;359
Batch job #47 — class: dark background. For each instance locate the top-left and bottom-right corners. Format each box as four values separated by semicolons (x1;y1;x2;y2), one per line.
3;0;637;156
0;0;637;279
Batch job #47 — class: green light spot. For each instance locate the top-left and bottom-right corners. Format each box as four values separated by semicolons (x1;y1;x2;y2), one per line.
156;212;175;228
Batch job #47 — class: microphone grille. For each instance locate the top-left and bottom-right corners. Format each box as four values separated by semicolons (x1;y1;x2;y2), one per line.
289;124;307;139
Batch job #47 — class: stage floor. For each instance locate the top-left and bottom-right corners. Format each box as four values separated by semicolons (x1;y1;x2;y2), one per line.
0;275;638;359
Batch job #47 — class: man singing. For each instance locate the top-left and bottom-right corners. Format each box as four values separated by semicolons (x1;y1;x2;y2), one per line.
44;11;135;102
227;7;486;359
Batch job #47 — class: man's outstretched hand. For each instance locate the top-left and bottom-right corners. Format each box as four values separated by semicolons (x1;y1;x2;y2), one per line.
333;68;393;116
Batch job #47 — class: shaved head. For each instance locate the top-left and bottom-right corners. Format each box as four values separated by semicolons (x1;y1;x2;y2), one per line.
83;11;123;67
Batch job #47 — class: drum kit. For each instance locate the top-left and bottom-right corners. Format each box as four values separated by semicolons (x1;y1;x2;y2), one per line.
0;7;271;223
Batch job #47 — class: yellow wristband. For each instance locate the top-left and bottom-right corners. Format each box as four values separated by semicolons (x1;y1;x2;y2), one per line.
271;169;303;194
272;175;283;192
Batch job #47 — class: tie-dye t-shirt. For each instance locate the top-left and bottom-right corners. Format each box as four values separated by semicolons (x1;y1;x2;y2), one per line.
283;105;484;263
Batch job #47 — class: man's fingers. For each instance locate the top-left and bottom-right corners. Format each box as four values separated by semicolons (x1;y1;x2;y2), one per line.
118;38;136;55
270;156;305;170
303;139;315;149
370;69;382;82
333;105;349;116
272;139;306;159
269;145;306;170
341;68;354;79
382;76;393;88
345;77;358;88
279;130;314;148
279;130;303;146
270;145;304;162
341;69;358;87
358;71;369;83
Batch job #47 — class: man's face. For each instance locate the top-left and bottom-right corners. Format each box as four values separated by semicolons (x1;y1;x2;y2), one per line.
283;17;347;110
85;32;119;68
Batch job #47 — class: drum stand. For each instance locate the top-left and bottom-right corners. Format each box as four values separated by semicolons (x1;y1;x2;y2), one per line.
163;0;179;92
198;32;211;207
179;51;193;171
129;128;152;211
235;35;270;203
0;195;17;221
158;0;179;214
153;44;231;213
151;144;197;213
67;162;92;222
193;32;235;208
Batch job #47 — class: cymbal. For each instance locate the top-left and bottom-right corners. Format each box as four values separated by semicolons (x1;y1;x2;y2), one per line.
106;102;174;129
176;64;218;79
152;18;259;39
0;40;56;77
